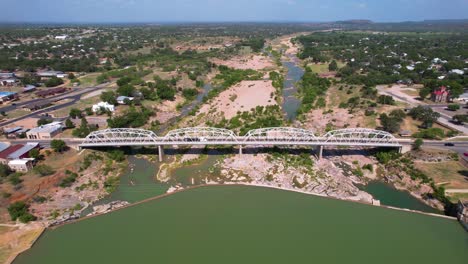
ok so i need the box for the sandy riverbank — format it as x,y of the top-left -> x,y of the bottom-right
199,80 -> 276,120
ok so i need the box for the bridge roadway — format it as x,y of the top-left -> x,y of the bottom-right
8,125 -> 468,161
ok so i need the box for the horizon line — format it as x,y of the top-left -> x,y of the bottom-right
0,18 -> 468,25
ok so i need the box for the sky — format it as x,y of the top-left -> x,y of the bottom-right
1,0 -> 468,23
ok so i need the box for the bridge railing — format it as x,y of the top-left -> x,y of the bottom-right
81,127 -> 402,147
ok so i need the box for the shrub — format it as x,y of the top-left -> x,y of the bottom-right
33,165 -> 55,177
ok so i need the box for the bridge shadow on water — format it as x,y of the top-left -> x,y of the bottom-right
85,146 -> 390,158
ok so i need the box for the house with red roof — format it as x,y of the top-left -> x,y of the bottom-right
432,86 -> 450,103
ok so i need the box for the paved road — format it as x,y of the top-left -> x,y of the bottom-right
377,86 -> 468,134
0,83 -> 110,127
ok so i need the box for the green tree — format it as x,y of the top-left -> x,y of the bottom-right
328,60 -> 338,71
0,164 -> 12,178
447,104 -> 460,111
419,87 -> 431,100
412,138 -> 423,150
37,118 -> 53,126
50,139 -> 67,153
100,91 -> 117,105
7,202 -> 36,223
33,165 -> 55,177
69,108 -> 82,119
117,84 -> 135,97
44,77 -> 64,87
29,148 -> 41,159
453,114 -> 468,124
408,106 -> 440,128
68,72 -> 75,79
65,118 -> 75,129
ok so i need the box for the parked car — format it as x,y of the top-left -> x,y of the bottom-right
444,143 -> 455,147
463,152 -> 468,157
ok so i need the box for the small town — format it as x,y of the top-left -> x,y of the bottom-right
0,1 -> 467,264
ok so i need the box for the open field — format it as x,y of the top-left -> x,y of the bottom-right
414,161 -> 468,189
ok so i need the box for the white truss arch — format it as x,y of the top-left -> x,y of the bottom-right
243,127 -> 319,143
324,128 -> 398,145
163,127 -> 238,143
82,128 -> 158,146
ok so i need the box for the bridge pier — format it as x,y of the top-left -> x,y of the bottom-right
158,145 -> 164,162
318,145 -> 323,160
239,145 -> 243,155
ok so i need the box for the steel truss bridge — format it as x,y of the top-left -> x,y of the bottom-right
80,127 -> 404,160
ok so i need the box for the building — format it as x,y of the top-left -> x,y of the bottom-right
92,102 -> 115,113
26,122 -> 63,140
36,70 -> 65,79
0,72 -> 18,86
450,69 -> 465,75
0,143 -> 38,165
23,100 -> 52,111
457,200 -> 468,231
117,96 -> 134,105
0,91 -> 19,103
54,35 -> 69,40
23,85 -> 37,93
8,159 -> 34,172
432,86 -> 450,103
35,87 -> 67,97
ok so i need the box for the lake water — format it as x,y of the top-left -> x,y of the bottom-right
360,181 -> 441,214
14,186 -> 468,264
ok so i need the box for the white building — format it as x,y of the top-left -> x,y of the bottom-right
8,159 -> 34,172
92,102 -> 115,113
450,69 -> 465,75
55,35 -> 69,40
116,96 -> 134,105
26,122 -> 63,140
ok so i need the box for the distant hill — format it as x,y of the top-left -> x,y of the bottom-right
336,20 -> 373,25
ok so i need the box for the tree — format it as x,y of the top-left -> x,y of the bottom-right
100,91 -> 117,105
37,118 -> 53,126
453,114 -> 468,125
380,113 -> 402,133
50,139 -> 67,153
408,106 -> 440,128
412,138 -> 423,150
0,164 -> 12,178
69,108 -> 82,119
447,104 -> 460,111
7,202 -> 36,223
68,72 -> 75,79
117,84 -> 135,97
328,60 -> 338,71
29,148 -> 41,159
33,164 -> 55,177
419,87 -> 431,100
44,77 -> 64,87
65,118 -> 75,129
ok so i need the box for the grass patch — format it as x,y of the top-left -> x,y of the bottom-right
414,161 -> 468,189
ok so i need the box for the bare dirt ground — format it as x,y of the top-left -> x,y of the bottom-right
0,223 -> 45,264
199,80 -> 276,120
211,55 -> 275,70
3,118 -> 39,130
145,95 -> 185,124
302,108 -> 360,134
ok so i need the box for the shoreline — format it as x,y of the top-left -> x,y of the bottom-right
50,183 -> 457,230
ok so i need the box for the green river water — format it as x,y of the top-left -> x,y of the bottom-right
14,185 -> 468,264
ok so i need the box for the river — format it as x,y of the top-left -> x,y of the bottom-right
281,55 -> 304,120
14,186 -> 468,264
